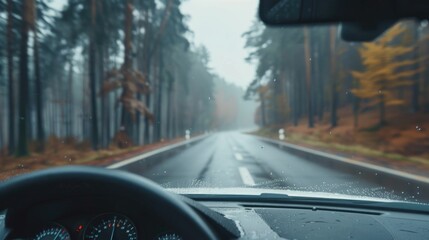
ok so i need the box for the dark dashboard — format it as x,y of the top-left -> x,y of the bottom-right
1,167 -> 429,240
4,196 -> 429,240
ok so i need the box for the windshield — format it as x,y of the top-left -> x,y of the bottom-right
0,0 -> 428,204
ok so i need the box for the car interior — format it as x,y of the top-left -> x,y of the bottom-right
1,0 -> 429,240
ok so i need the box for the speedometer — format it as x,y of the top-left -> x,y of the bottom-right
84,213 -> 137,240
33,223 -> 71,240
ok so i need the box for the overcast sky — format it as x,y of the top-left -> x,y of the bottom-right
182,0 -> 259,89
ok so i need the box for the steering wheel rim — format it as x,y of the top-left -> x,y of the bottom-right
0,166 -> 217,240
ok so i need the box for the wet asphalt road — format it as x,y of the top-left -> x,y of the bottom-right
118,132 -> 418,200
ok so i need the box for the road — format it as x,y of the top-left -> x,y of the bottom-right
117,132 -> 424,201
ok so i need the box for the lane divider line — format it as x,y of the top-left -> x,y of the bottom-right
107,135 -> 209,169
234,153 -> 243,161
238,167 -> 255,186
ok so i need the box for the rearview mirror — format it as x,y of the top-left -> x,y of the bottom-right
259,0 -> 429,41
259,0 -> 429,25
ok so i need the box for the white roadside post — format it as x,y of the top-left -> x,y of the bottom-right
185,130 -> 191,140
279,128 -> 285,140
278,128 -> 285,148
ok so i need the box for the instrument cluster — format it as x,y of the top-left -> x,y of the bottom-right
10,212 -> 182,240
22,213 -> 182,240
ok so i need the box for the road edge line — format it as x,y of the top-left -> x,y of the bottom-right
107,135 -> 209,169
256,136 -> 429,185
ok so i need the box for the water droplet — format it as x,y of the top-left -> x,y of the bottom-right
312,207 -> 317,211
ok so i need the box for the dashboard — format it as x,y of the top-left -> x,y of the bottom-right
2,167 -> 429,240
5,197 -> 183,240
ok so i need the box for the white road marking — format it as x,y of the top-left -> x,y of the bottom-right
234,153 -> 243,161
238,167 -> 255,186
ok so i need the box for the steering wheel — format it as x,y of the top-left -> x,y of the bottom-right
0,166 -> 217,240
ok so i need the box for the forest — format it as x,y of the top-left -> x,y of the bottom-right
244,20 -> 429,160
0,0 -> 254,159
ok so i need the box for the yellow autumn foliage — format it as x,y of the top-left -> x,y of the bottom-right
352,23 -> 420,107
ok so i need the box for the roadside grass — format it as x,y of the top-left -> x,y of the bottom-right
0,137 -> 184,181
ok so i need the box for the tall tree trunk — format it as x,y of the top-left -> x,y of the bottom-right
89,0 -> 99,150
103,46 -> 110,146
310,30 -> 318,123
352,79 -> 360,129
68,59 -> 74,138
155,49 -> 164,141
304,27 -> 314,128
119,0 -> 134,142
34,27 -> 45,152
292,76 -> 299,126
412,25 -> 420,112
330,26 -> 338,128
17,0 -> 32,156
0,102 -> 3,153
99,44 -> 107,147
260,92 -> 266,127
6,0 -> 15,155
144,79 -> 151,143
166,76 -> 173,139
421,30 -> 429,113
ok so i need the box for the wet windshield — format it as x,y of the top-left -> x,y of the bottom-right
0,0 -> 428,204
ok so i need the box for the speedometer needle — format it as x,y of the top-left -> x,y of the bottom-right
110,217 -> 116,240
